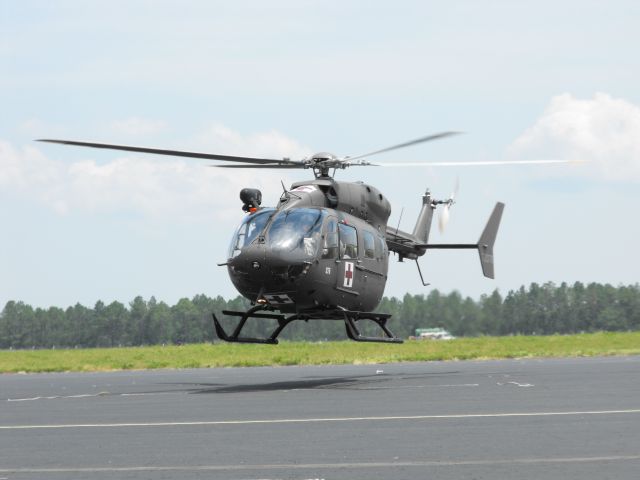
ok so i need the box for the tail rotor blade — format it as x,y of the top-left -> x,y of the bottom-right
439,177 -> 459,234
451,176 -> 460,201
439,205 -> 450,234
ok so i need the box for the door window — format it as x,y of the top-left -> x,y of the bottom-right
338,223 -> 358,259
363,230 -> 375,259
322,217 -> 339,259
375,235 -> 386,260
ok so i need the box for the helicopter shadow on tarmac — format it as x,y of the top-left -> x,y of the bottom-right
178,370 -> 464,395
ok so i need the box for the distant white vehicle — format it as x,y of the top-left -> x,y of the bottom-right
413,328 -> 456,340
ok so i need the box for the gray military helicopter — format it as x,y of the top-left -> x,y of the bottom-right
38,132 -> 554,344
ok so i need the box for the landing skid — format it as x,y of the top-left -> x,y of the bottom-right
212,305 -> 295,345
212,306 -> 403,344
341,310 -> 403,344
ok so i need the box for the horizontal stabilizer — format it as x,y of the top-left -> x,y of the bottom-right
421,202 -> 504,278
385,200 -> 504,278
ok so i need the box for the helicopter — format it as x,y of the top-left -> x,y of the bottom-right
38,132 -> 565,344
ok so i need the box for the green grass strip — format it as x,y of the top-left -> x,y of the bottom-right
1,331 -> 640,373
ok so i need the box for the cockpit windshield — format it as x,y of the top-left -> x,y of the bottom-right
228,208 -> 275,258
267,208 -> 324,260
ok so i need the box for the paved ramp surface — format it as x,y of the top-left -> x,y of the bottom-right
1,356 -> 640,479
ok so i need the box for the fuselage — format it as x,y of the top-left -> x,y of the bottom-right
226,179 -> 392,314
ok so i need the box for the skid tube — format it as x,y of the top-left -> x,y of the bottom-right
212,306 -> 403,344
341,309 -> 404,344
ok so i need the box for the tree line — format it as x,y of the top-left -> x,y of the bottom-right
1,282 -> 639,349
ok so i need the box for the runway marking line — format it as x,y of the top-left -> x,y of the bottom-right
5,384 -> 478,402
1,408 -> 640,430
6,391 -> 173,402
1,455 -> 640,474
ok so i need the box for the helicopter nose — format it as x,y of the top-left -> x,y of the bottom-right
229,243 -> 267,274
228,244 -> 312,284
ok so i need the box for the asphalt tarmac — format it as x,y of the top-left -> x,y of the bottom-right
1,356 -> 640,479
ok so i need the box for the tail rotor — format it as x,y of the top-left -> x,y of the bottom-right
438,177 -> 459,233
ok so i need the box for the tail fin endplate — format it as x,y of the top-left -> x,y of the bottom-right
477,202 -> 504,279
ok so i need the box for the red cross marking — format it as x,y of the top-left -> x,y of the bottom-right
345,264 -> 353,279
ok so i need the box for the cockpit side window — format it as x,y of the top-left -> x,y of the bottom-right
322,217 -> 339,259
338,223 -> 358,259
228,208 -> 274,258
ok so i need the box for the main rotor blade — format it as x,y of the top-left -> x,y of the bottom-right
211,164 -> 305,169
37,139 -> 296,165
373,159 -> 581,167
346,131 -> 462,162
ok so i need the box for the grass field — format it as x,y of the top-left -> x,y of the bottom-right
1,331 -> 639,373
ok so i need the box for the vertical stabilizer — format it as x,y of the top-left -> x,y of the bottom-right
412,190 -> 435,243
477,202 -> 505,278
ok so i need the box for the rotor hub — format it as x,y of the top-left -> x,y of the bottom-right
310,152 -> 337,162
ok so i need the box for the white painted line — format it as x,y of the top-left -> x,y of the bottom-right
497,381 -> 535,387
2,455 -> 640,474
2,408 -> 640,430
355,383 -> 480,390
6,391 -> 176,402
7,393 -> 108,402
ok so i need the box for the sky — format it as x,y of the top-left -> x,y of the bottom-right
1,1 -> 639,309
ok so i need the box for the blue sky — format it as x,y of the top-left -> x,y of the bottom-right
1,1 -> 639,308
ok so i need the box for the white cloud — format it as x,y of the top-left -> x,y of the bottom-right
110,117 -> 168,136
0,125 -> 310,219
194,123 -> 312,160
18,118 -> 68,137
0,142 -> 62,190
509,93 -> 640,181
